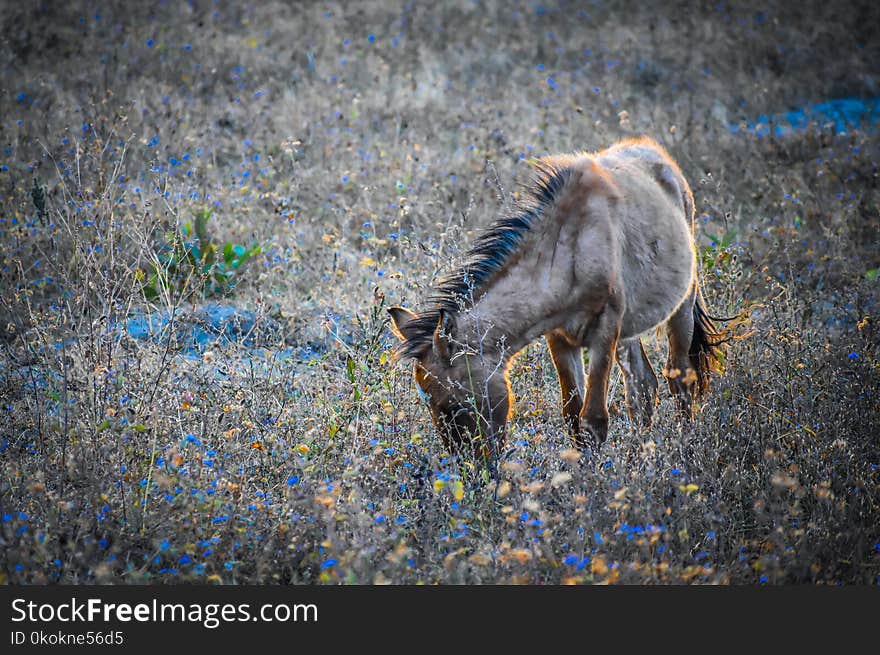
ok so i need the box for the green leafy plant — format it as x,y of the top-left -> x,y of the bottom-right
701,229 -> 738,271
140,206 -> 262,301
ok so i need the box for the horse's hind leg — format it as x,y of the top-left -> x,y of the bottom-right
580,304 -> 622,446
616,337 -> 659,427
664,288 -> 697,418
546,332 -> 585,443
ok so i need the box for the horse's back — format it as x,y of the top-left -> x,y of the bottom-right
588,138 -> 696,338
595,137 -> 689,201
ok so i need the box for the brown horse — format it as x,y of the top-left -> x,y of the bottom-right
389,136 -> 726,459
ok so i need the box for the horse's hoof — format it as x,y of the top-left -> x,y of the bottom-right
573,429 -> 606,451
580,415 -> 608,445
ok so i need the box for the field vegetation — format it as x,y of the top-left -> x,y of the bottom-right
1,0 -> 878,584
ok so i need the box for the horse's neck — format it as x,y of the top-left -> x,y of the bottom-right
460,252 -> 566,361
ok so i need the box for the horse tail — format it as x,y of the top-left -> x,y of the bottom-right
690,285 -> 730,396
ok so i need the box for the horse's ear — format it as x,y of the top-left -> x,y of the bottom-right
433,309 -> 454,362
388,306 -> 417,342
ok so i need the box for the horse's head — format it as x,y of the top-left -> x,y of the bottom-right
388,306 -> 511,460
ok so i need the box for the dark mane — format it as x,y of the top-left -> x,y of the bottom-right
398,160 -> 573,358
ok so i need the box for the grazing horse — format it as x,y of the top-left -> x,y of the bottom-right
389,136 -> 726,459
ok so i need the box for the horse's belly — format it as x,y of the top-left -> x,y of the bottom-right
621,295 -> 686,339
619,238 -> 694,339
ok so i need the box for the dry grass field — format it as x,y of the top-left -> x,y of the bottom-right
1,0 -> 878,584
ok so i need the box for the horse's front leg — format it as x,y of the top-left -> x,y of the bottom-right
546,332 -> 585,442
580,304 -> 622,447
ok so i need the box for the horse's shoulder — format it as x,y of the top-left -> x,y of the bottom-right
535,153 -> 619,211
557,159 -> 618,222
570,154 -> 619,196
